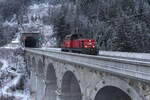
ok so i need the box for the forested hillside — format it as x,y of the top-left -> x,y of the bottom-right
1,0 -> 150,53
0,0 -> 30,46
52,0 -> 150,52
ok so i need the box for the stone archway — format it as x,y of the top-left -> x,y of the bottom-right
60,71 -> 82,100
94,86 -> 131,100
91,76 -> 143,100
45,63 -> 57,100
36,59 -> 45,100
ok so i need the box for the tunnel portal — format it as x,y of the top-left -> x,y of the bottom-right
21,33 -> 41,48
25,37 -> 37,48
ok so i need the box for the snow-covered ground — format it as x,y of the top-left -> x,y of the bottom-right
42,47 -> 61,51
0,48 -> 30,100
20,3 -> 60,47
0,3 -> 59,99
0,1 -> 65,100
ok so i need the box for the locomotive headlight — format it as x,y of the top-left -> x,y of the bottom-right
87,42 -> 92,45
85,45 -> 88,48
89,40 -> 92,42
93,46 -> 95,48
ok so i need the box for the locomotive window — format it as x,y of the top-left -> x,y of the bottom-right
71,34 -> 78,40
64,34 -> 82,40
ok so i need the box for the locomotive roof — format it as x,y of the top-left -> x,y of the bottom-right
66,33 -> 82,37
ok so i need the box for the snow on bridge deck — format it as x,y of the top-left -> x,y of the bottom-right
99,51 -> 150,61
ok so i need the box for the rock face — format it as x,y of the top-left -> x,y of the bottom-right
0,23 -> 18,47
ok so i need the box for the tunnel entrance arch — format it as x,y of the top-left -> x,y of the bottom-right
61,71 -> 82,100
21,32 -> 41,48
94,86 -> 131,100
25,37 -> 37,48
45,64 -> 57,100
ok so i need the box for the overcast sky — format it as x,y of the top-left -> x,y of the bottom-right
0,0 -> 5,2
0,0 -> 4,2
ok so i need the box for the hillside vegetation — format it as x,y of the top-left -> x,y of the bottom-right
0,0 -> 150,53
52,0 -> 150,52
0,0 -> 30,46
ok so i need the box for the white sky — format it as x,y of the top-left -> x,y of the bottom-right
0,0 -> 5,2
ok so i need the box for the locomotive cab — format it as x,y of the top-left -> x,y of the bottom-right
64,34 -> 82,41
61,34 -> 98,55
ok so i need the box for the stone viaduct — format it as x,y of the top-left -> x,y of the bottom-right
25,48 -> 150,100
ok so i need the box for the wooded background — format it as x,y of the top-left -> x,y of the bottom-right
0,0 -> 150,53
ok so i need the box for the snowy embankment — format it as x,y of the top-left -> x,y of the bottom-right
22,3 -> 61,47
0,2 -> 61,100
0,48 -> 30,100
42,47 -> 61,51
99,51 -> 150,60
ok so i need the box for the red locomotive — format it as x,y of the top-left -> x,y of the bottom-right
61,34 -> 98,55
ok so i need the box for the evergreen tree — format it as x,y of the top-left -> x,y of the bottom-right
53,14 -> 70,46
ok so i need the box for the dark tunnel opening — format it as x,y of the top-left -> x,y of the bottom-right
25,37 -> 37,48
94,86 -> 131,100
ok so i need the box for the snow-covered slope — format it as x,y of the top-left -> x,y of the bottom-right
19,3 -> 62,47
3,3 -> 62,48
0,48 -> 30,100
0,3 -> 62,99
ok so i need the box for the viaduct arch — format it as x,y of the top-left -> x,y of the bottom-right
61,71 -> 82,100
26,54 -> 149,100
45,63 -> 57,100
94,86 -> 131,100
91,76 -> 143,100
